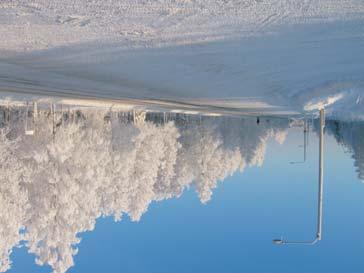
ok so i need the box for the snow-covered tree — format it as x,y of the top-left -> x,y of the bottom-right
325,120 -> 364,182
0,106 -> 290,273
0,129 -> 29,272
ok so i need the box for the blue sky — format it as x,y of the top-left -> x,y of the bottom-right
9,128 -> 364,273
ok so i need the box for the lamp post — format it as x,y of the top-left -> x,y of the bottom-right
273,109 -> 325,246
25,101 -> 36,136
290,118 -> 308,164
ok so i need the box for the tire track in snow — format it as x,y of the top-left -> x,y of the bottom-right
1,1 -> 364,52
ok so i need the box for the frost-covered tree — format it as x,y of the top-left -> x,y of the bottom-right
325,120 -> 364,182
0,129 -> 29,272
173,121 -> 245,203
0,106 -> 290,273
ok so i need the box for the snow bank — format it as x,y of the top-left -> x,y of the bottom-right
304,93 -> 345,111
298,87 -> 364,121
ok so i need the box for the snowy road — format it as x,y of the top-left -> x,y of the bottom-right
1,0 -> 364,52
0,1 -> 364,119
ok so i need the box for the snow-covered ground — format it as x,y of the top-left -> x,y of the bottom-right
0,1 -> 364,119
1,0 -> 364,52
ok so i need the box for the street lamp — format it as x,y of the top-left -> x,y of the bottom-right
290,118 -> 308,164
273,109 -> 325,246
272,238 -> 319,245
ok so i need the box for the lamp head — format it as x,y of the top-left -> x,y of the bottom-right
272,239 -> 284,245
